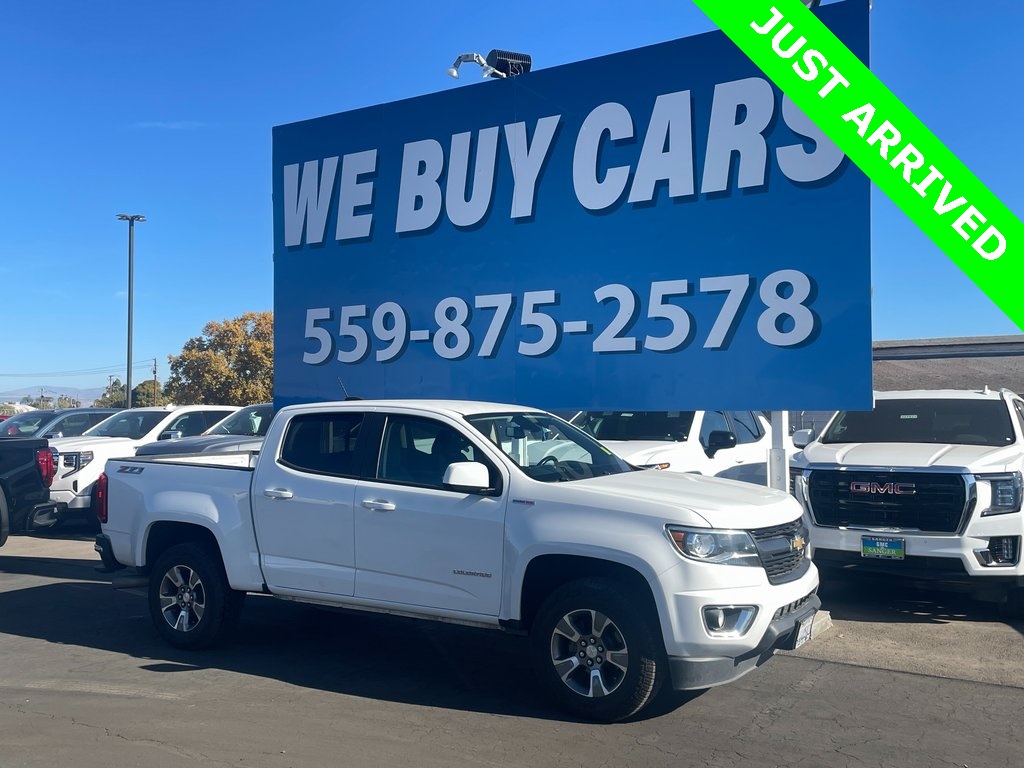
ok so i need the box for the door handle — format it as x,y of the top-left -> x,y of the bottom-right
263,487 -> 294,500
361,499 -> 396,511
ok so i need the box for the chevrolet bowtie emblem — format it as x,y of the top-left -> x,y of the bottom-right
791,535 -> 806,551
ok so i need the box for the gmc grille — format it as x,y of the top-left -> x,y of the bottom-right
807,470 -> 969,533
749,519 -> 809,585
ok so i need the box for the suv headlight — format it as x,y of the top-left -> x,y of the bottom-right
666,525 -> 760,566
978,471 -> 1022,516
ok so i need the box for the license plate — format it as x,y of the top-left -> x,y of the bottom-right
861,535 -> 905,560
794,613 -> 815,649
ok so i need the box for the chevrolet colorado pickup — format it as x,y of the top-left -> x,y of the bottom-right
0,437 -> 56,545
96,399 -> 820,721
791,388 -> 1024,614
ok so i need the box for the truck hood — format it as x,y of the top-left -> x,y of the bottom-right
528,469 -> 801,530
796,441 -> 1024,472
136,435 -> 264,456
48,435 -> 139,453
599,440 -> 682,464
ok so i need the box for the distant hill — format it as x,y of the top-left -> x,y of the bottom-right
0,385 -> 106,407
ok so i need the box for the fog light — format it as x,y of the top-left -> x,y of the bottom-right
973,536 -> 1021,567
989,536 -> 1020,565
706,607 -> 725,631
702,605 -> 758,637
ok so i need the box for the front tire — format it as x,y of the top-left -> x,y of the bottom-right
529,578 -> 665,722
1000,586 -> 1024,620
148,542 -> 245,649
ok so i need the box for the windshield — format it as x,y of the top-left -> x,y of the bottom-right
822,399 -> 1015,447
85,411 -> 168,440
206,404 -> 275,436
465,412 -> 632,483
571,411 -> 696,442
1,410 -> 56,436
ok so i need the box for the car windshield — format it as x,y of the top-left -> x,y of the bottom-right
206,404 -> 275,436
570,411 -> 696,442
1,410 -> 56,436
465,412 -> 633,483
85,411 -> 168,440
822,399 -> 1016,447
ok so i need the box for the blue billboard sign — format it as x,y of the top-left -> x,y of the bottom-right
272,0 -> 870,410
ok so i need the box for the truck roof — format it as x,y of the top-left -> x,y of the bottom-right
279,399 -> 548,418
874,388 -> 1018,401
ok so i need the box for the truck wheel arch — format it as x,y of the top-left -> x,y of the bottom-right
518,554 -> 661,634
144,521 -> 222,571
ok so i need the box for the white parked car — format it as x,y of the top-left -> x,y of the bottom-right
790,388 -> 1024,614
48,404 -> 238,527
571,410 -> 774,485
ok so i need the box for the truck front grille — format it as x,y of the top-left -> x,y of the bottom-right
807,470 -> 969,533
749,519 -> 809,585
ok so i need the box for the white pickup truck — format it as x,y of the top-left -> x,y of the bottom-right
48,404 -> 238,527
95,399 -> 820,721
790,388 -> 1024,614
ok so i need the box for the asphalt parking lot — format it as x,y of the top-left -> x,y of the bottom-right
1,529 -> 1021,768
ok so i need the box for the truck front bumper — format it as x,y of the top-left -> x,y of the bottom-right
809,523 -> 1024,585
668,593 -> 821,690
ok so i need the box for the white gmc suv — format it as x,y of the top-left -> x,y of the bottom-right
790,388 -> 1024,614
48,404 -> 237,526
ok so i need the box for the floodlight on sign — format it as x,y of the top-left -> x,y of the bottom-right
484,49 -> 532,78
447,49 -> 532,79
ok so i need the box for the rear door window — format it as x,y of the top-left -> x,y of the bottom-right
279,412 -> 365,477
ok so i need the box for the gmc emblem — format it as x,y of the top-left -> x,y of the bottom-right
849,481 -> 916,495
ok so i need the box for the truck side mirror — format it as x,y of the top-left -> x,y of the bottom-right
159,430 -> 184,441
792,428 -> 816,449
443,461 -> 495,494
705,430 -> 737,458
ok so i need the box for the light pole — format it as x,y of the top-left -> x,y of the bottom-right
116,214 -> 145,408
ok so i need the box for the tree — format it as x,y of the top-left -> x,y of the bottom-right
165,312 -> 273,405
132,379 -> 166,407
94,378 -> 127,408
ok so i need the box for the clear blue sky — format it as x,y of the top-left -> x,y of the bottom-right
1,0 -> 1021,396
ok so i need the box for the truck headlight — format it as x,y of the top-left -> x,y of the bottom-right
978,472 -> 1022,516
62,451 -> 93,473
666,526 -> 760,566
788,466 -> 807,497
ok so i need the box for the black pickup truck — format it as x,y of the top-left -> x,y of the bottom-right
0,437 -> 57,547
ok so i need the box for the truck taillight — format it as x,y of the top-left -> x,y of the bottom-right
95,472 -> 108,524
36,447 -> 55,487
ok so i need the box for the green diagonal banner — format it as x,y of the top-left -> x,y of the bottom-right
693,0 -> 1023,331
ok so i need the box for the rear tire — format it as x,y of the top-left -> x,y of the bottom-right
148,542 -> 245,649
0,490 -> 9,546
529,578 -> 666,722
